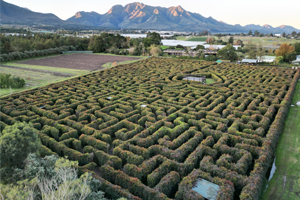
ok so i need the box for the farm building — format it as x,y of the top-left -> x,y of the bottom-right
241,59 -> 258,65
292,55 -> 300,65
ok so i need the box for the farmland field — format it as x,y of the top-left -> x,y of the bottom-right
18,53 -> 142,71
0,57 -> 299,199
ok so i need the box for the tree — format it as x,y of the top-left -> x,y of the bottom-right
282,32 -> 286,38
275,43 -> 295,60
248,30 -> 252,36
206,37 -> 215,44
257,49 -> 265,62
292,31 -> 297,37
195,45 -> 205,50
143,32 -> 162,48
149,45 -> 162,57
286,52 -> 297,62
268,48 -> 274,55
234,40 -> 244,47
275,56 -> 283,64
217,44 -> 238,61
0,122 -> 41,183
176,44 -> 185,49
294,42 -> 300,54
228,36 -> 234,44
254,31 -> 260,37
205,55 -> 217,61
244,41 -> 257,59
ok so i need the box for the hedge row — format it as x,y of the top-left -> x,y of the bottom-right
0,46 -> 75,62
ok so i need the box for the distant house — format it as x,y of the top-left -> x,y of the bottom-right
257,56 -> 276,63
275,34 -> 281,37
292,55 -> 300,65
241,59 -> 258,65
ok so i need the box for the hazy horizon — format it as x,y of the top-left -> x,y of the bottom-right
3,0 -> 300,29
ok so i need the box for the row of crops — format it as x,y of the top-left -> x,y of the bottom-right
1,57 -> 299,199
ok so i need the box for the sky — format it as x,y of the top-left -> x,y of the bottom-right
4,0 -> 300,29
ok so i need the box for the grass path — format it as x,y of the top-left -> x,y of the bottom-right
261,81 -> 300,200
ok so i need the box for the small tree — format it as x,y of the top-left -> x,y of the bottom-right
206,37 -> 215,44
195,45 -> 205,50
282,32 -> 286,38
228,36 -> 234,44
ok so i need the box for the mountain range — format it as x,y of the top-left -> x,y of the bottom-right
1,0 -> 299,33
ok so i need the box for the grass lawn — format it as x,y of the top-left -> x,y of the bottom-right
206,78 -> 216,84
261,81 -> 300,200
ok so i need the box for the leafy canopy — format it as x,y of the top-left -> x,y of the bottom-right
0,122 -> 41,170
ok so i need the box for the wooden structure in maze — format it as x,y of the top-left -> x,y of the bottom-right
1,57 -> 299,200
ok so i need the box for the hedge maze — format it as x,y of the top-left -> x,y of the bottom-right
1,57 -> 299,199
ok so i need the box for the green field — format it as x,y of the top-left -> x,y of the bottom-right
176,36 -> 208,41
261,82 -> 300,200
221,36 -> 299,46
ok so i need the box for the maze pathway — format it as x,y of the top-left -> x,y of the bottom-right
1,57 -> 299,200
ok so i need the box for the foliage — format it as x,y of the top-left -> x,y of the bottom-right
88,33 -> 128,53
144,32 -> 162,47
217,44 -> 238,61
228,36 -> 234,44
294,42 -> 300,54
0,33 -> 89,55
0,122 -> 41,182
195,45 -> 205,50
0,46 -> 74,62
275,43 -> 295,60
0,154 -> 108,200
0,73 -> 25,88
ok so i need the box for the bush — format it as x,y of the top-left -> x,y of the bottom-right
0,73 -> 25,88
